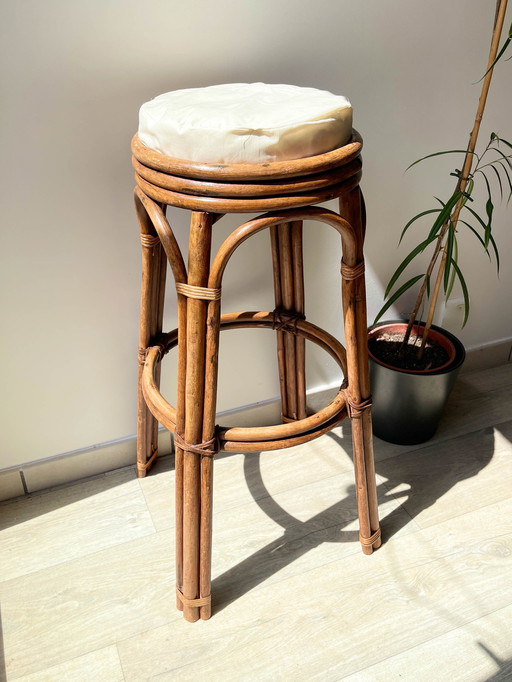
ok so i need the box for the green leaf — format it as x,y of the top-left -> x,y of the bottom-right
463,203 -> 487,231
384,233 -> 438,298
426,273 -> 431,298
476,23 -> 512,81
375,274 -> 425,324
427,191 -> 463,240
446,235 -> 458,299
399,208 -> 442,244
496,160 -> 512,203
449,259 -> 470,327
489,147 -> 512,170
406,150 -> 477,172
481,172 -> 494,247
489,163 -> 504,201
444,225 -> 455,293
458,218 -> 500,274
458,219 -> 490,257
496,136 -> 512,151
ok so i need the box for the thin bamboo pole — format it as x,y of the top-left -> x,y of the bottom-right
408,0 -> 509,351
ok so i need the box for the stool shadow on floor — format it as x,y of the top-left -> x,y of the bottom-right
211,449 -> 361,613
211,419 -> 497,614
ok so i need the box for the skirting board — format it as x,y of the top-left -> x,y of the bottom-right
1,339 -> 511,503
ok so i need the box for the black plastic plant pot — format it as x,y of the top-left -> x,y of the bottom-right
368,319 -> 466,445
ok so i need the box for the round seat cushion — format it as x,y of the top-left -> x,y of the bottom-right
138,83 -> 352,164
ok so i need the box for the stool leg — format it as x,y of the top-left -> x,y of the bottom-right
270,222 -> 307,422
136,202 -> 167,478
179,211 -> 215,622
340,188 -> 381,554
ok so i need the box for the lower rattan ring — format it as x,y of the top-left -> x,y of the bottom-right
141,312 -> 351,452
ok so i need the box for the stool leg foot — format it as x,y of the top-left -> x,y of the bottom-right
270,222 -> 307,422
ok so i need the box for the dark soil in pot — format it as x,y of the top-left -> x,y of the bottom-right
368,331 -> 450,372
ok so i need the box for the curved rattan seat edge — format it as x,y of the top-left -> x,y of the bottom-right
132,155 -> 362,199
131,130 -> 363,181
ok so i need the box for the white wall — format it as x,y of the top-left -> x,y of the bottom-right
1,0 -> 511,468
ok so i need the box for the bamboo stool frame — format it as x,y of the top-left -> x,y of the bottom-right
132,130 -> 381,622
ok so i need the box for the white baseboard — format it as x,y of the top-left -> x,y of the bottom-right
1,340 -> 510,502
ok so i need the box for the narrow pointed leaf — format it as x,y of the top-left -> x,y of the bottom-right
476,24 -> 512,81
406,150 -> 476,172
399,208 -> 442,243
443,225 -> 455,293
482,172 -> 494,247
489,163 -> 504,200
489,147 -> 512,169
496,136 -> 512,150
427,191 -> 463,240
450,259 -> 470,327
446,235 -> 458,299
375,274 -> 425,324
496,160 -> 512,203
384,234 -> 438,298
458,219 -> 490,257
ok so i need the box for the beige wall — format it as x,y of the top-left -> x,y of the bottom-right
1,0 -> 511,468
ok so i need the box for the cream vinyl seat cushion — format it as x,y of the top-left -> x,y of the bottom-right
138,83 -> 353,164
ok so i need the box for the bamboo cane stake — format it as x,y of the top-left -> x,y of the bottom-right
407,0 -> 509,352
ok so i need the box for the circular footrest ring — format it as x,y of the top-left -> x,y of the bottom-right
141,311 -> 349,453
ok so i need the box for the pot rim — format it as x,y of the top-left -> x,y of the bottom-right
368,320 -> 463,375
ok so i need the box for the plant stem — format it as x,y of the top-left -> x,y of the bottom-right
405,0 -> 509,355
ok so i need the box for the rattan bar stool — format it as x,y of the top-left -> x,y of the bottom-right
132,84 -> 381,622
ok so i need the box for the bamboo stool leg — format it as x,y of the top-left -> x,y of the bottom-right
340,188 -> 381,554
270,221 -> 307,422
177,211 -> 217,622
135,199 -> 167,478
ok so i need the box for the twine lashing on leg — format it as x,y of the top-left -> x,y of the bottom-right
342,387 -> 372,419
174,431 -> 219,458
359,527 -> 381,547
272,308 -> 305,333
176,586 -> 211,609
175,282 -> 221,301
137,446 -> 159,472
341,260 -> 365,280
140,233 -> 161,248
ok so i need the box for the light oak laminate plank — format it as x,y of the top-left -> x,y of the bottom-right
117,497 -> 512,681
340,602 -> 512,682
0,468 -> 156,582
0,531 -> 175,679
12,645 -> 125,682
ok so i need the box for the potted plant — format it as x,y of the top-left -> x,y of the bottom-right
369,0 -> 511,445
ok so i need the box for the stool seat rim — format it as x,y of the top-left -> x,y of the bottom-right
131,129 -> 362,181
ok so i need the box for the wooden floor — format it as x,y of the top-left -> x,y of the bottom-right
1,364 -> 511,681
